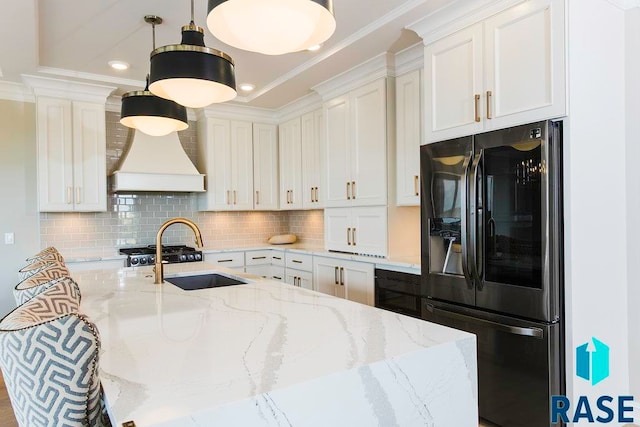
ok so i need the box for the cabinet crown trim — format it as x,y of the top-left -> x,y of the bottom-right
22,74 -> 115,103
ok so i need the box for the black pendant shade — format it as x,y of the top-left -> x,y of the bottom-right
120,89 -> 188,137
148,23 -> 237,108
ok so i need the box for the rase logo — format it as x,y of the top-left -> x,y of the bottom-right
551,337 -> 635,424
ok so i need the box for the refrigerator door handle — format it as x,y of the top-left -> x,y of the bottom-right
425,303 -> 544,339
460,154 -> 473,289
470,149 -> 484,288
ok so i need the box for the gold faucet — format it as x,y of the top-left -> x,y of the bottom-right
154,217 -> 204,284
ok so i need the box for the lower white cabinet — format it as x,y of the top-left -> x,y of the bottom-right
324,206 -> 387,257
285,252 -> 313,290
313,256 -> 375,306
285,269 -> 313,290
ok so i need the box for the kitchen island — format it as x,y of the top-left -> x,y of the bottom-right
74,263 -> 477,427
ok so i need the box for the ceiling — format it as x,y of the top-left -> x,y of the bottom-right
0,0 -> 453,110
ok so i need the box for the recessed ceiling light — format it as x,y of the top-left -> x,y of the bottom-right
109,60 -> 130,71
239,83 -> 255,92
307,44 -> 322,52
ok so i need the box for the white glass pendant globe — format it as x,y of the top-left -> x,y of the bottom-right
207,0 -> 336,55
149,78 -> 237,109
122,115 -> 188,137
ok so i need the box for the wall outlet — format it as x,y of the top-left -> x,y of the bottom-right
4,232 -> 14,245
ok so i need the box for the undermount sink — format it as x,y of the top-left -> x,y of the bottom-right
165,274 -> 247,291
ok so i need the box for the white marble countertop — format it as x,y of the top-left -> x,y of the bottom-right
75,263 -> 476,427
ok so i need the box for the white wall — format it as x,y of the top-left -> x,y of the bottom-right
0,99 -> 39,317
626,6 -> 640,400
565,0 -> 630,416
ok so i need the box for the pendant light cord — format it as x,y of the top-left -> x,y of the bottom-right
190,0 -> 195,26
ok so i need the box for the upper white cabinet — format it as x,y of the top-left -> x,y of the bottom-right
252,123 -> 279,210
301,109 -> 325,209
198,118 -> 253,210
279,117 -> 303,210
424,0 -> 566,143
324,206 -> 387,257
324,78 -> 387,207
396,69 -> 422,206
36,97 -> 107,212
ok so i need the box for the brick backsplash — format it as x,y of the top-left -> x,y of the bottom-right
39,112 -> 324,253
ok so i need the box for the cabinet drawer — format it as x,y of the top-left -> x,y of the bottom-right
205,251 -> 244,268
285,252 -> 313,272
270,251 -> 285,266
270,266 -> 286,281
245,250 -> 273,266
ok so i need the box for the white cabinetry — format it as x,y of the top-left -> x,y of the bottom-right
198,118 -> 253,210
36,97 -> 108,212
285,252 -> 313,290
204,251 -> 245,269
245,249 -> 284,280
396,69 -> 422,206
301,109 -> 324,209
423,0 -> 565,142
279,117 -> 303,210
313,256 -> 375,306
325,207 -> 387,257
324,79 -> 387,207
252,123 -> 279,210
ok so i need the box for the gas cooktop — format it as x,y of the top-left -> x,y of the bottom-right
120,245 -> 203,267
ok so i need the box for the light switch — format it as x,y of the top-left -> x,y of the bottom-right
4,232 -> 14,245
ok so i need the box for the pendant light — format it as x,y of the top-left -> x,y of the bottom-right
149,0 -> 236,108
206,0 -> 336,55
120,16 -> 188,137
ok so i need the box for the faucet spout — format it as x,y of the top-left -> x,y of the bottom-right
154,217 -> 204,284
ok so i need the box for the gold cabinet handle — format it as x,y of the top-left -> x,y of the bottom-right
314,187 -> 319,203
346,182 -> 351,200
226,190 -> 230,205
75,187 -> 81,204
486,90 -> 492,119
474,94 -> 481,122
347,227 -> 352,245
289,190 -> 293,204
255,190 -> 260,205
334,266 -> 339,285
310,187 -> 314,203
352,228 -> 356,246
66,187 -> 72,204
339,267 -> 344,286
414,175 -> 419,196
234,190 -> 237,205
351,181 -> 356,199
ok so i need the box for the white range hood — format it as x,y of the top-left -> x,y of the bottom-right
111,130 -> 205,192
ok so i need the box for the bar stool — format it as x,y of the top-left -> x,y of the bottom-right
0,280 -> 111,427
25,247 -> 59,263
14,275 -> 80,306
17,259 -> 68,282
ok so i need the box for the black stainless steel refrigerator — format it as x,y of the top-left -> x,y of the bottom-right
420,120 -> 564,427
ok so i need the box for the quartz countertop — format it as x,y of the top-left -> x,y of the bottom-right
75,263 -> 476,427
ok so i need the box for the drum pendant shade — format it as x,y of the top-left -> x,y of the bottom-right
149,24 -> 236,108
206,0 -> 336,55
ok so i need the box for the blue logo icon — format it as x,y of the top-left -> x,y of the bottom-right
576,337 -> 610,385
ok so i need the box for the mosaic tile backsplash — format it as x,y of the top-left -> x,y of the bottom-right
39,112 -> 324,253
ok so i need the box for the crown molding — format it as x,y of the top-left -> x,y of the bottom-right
407,0 -> 522,45
38,66 -> 144,89
313,52 -> 394,100
198,102 -> 278,124
276,92 -> 323,123
0,80 -> 35,103
394,42 -> 424,76
22,74 -> 115,103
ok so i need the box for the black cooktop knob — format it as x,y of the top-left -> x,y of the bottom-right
130,258 -> 139,265
139,257 -> 147,265
187,254 -> 195,261
194,253 -> 202,261
179,254 -> 187,262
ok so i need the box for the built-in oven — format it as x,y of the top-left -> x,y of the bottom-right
374,269 -> 421,318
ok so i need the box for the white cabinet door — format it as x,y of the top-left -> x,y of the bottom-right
350,206 -> 387,257
36,97 -> 106,212
350,79 -> 387,206
313,257 -> 344,297
483,0 -> 566,130
37,97 -> 74,211
230,121 -> 254,210
323,95 -> 350,208
252,123 -> 279,210
324,208 -> 351,254
301,109 -> 324,209
285,269 -> 313,290
245,264 -> 272,278
279,117 -> 303,210
396,69 -> 422,206
424,23 -> 484,143
342,259 -> 374,306
198,118 -> 232,210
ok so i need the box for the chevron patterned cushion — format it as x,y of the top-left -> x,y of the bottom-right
0,281 -> 111,427
22,252 -> 65,267
16,263 -> 70,287
13,275 -> 81,308
25,247 -> 60,262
